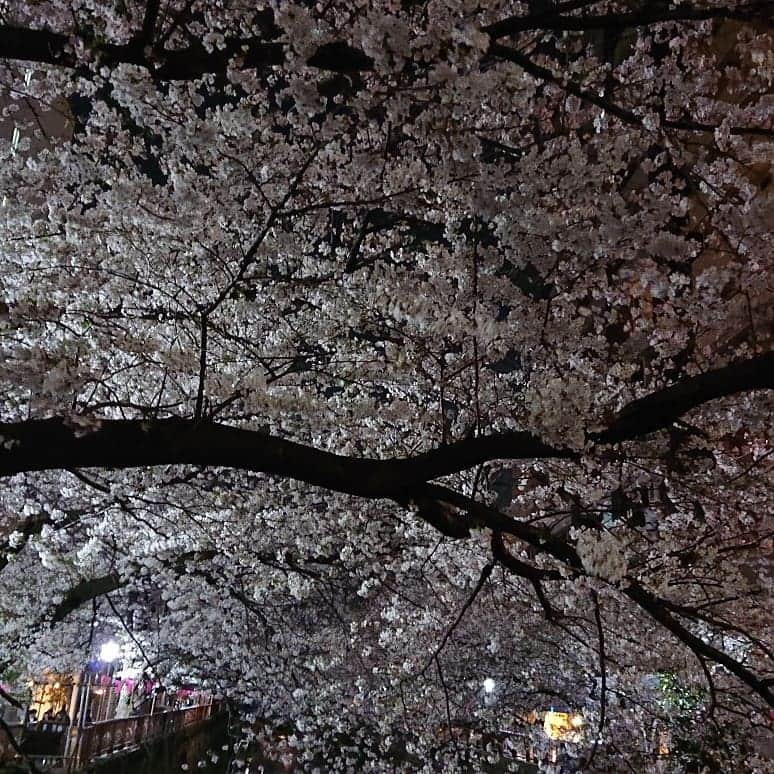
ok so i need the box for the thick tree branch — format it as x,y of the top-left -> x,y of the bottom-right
0,25 -> 368,79
0,354 -> 769,502
625,584 -> 773,706
140,0 -> 162,44
596,351 -> 774,444
491,531 -> 562,582
52,572 -> 121,623
2,3 -> 770,83
0,418 -> 570,497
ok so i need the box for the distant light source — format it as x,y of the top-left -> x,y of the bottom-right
100,640 -> 121,662
483,678 -> 495,694
544,711 -> 585,742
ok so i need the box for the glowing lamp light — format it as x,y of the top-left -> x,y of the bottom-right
483,678 -> 495,694
100,640 -> 121,662
543,711 -> 585,741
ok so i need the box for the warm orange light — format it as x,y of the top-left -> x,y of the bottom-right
543,711 -> 585,741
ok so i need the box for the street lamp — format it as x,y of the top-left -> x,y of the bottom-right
482,678 -> 497,707
99,640 -> 121,663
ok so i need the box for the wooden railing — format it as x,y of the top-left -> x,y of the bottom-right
75,703 -> 219,765
0,703 -> 222,769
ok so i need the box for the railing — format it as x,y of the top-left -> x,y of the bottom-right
0,703 -> 222,770
1,721 -> 69,768
75,703 -> 219,765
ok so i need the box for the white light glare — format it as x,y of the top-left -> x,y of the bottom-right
100,640 -> 121,662
483,678 -> 495,694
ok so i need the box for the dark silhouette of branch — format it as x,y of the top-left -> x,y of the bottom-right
0,417 -> 571,497
434,655 -> 457,754
597,351 -> 774,443
0,685 -> 23,710
489,43 -> 774,139
696,653 -> 718,720
491,532 -> 564,621
0,25 -> 366,79
490,531 -> 563,582
1,353 -> 769,535
484,3 -> 772,38
194,313 -> 208,420
624,584 -> 773,705
422,560 -> 494,675
586,591 -> 606,770
0,353 -> 769,534
140,0 -> 162,44
2,2 -> 770,84
104,593 -> 154,669
52,572 -> 121,623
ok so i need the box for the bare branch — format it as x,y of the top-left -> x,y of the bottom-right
586,591 -> 606,770
422,560 -> 494,675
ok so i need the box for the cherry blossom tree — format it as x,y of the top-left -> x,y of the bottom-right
1,1 -> 772,770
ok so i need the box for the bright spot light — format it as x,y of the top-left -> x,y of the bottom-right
100,640 -> 121,662
483,678 -> 495,694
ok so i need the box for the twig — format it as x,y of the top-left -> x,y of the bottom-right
194,312 -> 208,419
489,43 -> 774,139
422,561 -> 494,675
434,655 -> 457,755
104,593 -> 155,670
205,145 -> 320,315
586,591 -> 606,770
695,653 -> 717,721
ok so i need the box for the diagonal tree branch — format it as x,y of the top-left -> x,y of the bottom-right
624,584 -> 773,705
489,43 -> 774,139
596,350 -> 774,443
484,2 -> 773,39
52,572 -> 121,623
421,560 -> 494,675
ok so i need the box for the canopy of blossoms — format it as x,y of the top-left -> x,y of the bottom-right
0,1 -> 772,770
